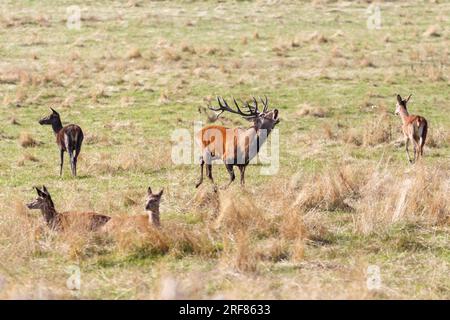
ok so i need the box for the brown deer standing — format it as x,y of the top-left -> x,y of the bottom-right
26,186 -> 110,231
101,186 -> 164,233
195,96 -> 280,188
39,108 -> 84,177
395,94 -> 428,164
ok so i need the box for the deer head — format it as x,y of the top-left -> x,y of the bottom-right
145,186 -> 163,211
39,108 -> 61,125
145,186 -> 163,227
209,96 -> 280,132
395,94 -> 412,115
27,186 -> 56,226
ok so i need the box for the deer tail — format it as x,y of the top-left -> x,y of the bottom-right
65,126 -> 82,159
421,120 -> 427,147
419,119 -> 428,155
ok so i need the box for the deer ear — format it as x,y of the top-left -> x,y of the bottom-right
396,94 -> 403,104
50,107 -> 59,115
148,186 -> 153,195
42,185 -> 49,195
157,189 -> 164,197
273,109 -> 279,119
35,186 -> 44,197
405,94 -> 412,103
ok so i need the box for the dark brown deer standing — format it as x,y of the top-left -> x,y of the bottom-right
26,186 -> 110,231
39,108 -> 84,177
195,96 -> 280,188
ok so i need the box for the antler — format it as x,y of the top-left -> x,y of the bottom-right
209,97 -> 260,119
260,95 -> 269,113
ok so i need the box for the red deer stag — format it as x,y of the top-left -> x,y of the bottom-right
39,108 -> 84,176
195,96 -> 280,188
101,186 -> 164,233
26,186 -> 110,231
395,94 -> 428,164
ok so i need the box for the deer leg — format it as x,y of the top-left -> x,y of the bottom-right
67,149 -> 75,176
59,150 -> 64,176
238,165 -> 246,185
405,137 -> 412,164
413,139 -> 421,162
206,164 -> 214,183
73,147 -> 81,177
70,153 -> 75,176
73,155 -> 78,176
195,156 -> 205,188
225,164 -> 235,188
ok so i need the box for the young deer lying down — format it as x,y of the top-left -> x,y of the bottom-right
101,186 -> 164,233
26,186 -> 110,231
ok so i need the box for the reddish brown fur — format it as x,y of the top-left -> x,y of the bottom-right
26,186 -> 110,232
195,97 -> 279,188
395,94 -> 428,163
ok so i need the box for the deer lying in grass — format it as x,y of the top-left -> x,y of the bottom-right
39,108 -> 84,177
101,187 -> 164,233
195,96 -> 280,188
26,186 -> 110,231
395,94 -> 428,164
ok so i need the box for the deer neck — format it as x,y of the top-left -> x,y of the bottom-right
148,208 -> 160,227
51,119 -> 63,135
398,107 -> 410,125
245,125 -> 271,161
40,203 -> 58,228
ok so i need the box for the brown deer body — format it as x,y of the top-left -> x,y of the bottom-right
195,96 -> 280,188
26,186 -> 110,232
101,187 -> 164,233
395,94 -> 428,163
39,108 -> 84,176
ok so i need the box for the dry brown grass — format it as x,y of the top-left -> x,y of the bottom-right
427,125 -> 449,148
338,112 -> 394,147
423,25 -> 441,37
297,103 -> 328,118
125,47 -> 142,59
162,48 -> 181,62
17,153 -> 39,166
355,164 -> 449,235
308,31 -> 328,44
294,165 -> 368,211
18,132 -> 38,148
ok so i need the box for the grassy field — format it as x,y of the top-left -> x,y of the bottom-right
0,0 -> 449,299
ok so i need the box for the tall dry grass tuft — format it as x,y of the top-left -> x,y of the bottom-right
355,164 -> 449,234
233,231 -> 257,272
427,125 -> 449,148
361,113 -> 393,146
111,220 -> 217,259
0,200 -> 40,266
125,47 -> 142,59
19,132 -> 38,148
215,189 -> 269,235
294,165 -> 368,211
192,185 -> 220,217
340,113 -> 394,147
297,103 -> 328,118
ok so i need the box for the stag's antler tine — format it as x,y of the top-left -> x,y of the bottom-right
233,97 -> 245,114
251,96 -> 259,114
209,96 -> 260,119
259,96 -> 268,113
264,95 -> 269,113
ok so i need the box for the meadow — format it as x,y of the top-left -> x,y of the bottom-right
0,0 -> 448,299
